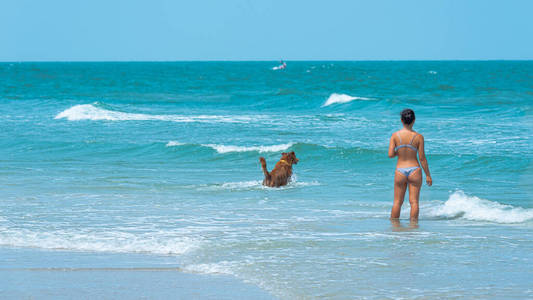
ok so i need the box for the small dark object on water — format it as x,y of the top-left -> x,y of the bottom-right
259,152 -> 299,187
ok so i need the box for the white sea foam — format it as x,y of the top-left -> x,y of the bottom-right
200,179 -> 320,191
220,180 -> 263,189
182,261 -> 274,297
428,70 -> 437,74
322,93 -> 373,107
182,261 -> 236,275
165,141 -> 294,153
204,143 -> 294,153
55,104 -> 252,123
166,141 -> 185,147
426,191 -> 533,223
0,229 -> 200,255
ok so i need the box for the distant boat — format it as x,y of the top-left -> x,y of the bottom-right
272,60 -> 287,70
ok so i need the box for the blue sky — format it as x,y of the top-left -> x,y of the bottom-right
2,0 -> 533,61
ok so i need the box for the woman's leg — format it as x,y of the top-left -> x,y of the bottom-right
391,171 -> 408,219
407,169 -> 423,221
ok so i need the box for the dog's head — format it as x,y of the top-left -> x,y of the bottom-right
282,151 -> 299,165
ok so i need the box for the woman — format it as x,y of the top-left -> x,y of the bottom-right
388,109 -> 432,221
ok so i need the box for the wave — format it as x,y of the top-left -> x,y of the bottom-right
55,104 -> 253,123
166,141 -> 185,147
322,93 -> 373,107
166,141 -> 294,153
164,142 -> 384,162
205,143 -> 294,154
426,191 -> 533,223
0,228 -> 200,255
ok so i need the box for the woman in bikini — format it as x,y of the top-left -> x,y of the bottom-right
388,109 -> 432,221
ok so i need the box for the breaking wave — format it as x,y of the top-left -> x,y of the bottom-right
426,191 -> 533,224
322,93 -> 373,107
55,104 -> 253,123
166,141 -> 294,153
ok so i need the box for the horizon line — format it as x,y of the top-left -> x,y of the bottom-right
1,59 -> 533,63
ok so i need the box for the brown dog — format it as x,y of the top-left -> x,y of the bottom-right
259,152 -> 299,187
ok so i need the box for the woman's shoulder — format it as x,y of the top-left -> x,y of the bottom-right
414,131 -> 424,139
391,129 -> 402,136
413,131 -> 424,144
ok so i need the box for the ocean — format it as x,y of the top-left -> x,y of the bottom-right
1,61 -> 532,299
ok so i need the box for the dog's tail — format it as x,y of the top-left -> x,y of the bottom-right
259,157 -> 271,180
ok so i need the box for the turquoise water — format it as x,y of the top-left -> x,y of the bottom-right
1,61 -> 532,299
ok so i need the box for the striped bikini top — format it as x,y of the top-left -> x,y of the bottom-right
394,132 -> 418,152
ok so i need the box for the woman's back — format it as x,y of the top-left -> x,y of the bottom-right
393,130 -> 420,167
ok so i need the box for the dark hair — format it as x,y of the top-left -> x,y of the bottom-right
400,109 -> 415,125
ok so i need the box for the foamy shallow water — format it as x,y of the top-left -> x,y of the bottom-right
1,61 -> 532,299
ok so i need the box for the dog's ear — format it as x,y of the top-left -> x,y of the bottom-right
281,152 -> 287,156
290,151 -> 295,155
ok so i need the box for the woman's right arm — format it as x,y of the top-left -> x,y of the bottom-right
388,134 -> 397,158
418,135 -> 432,186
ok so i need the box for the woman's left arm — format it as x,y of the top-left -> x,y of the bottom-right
418,135 -> 432,186
388,134 -> 396,158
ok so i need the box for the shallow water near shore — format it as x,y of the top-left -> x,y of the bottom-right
1,61 -> 532,299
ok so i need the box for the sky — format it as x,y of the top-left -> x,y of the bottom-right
2,0 -> 533,61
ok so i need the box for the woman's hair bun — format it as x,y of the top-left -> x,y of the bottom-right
401,108 -> 415,125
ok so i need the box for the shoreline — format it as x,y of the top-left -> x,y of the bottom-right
0,247 -> 275,300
